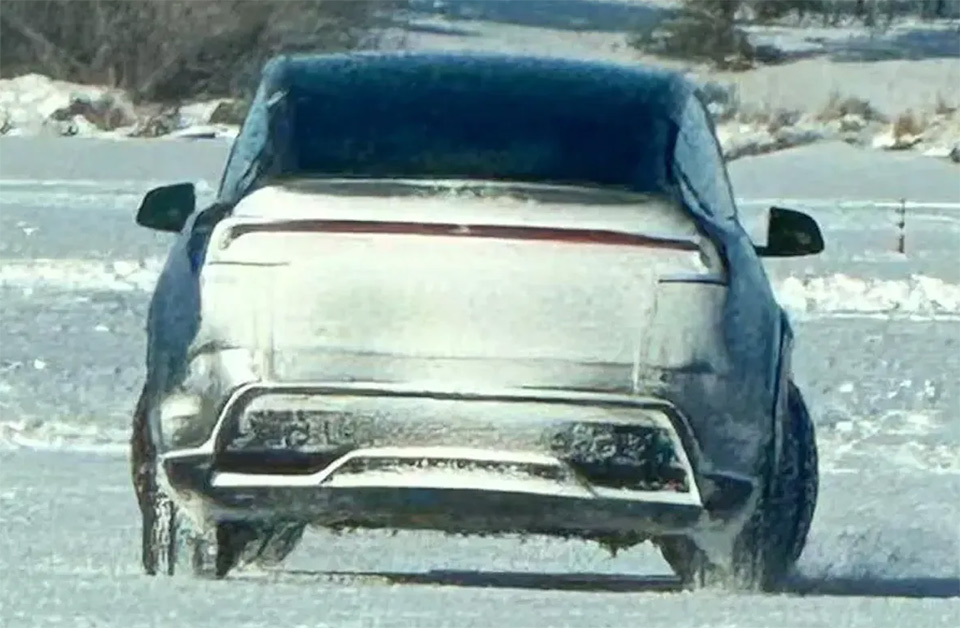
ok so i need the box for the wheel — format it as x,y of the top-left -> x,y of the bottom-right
139,471 -> 259,579
131,387 -> 178,576
251,523 -> 306,568
136,464 -> 299,578
189,522 -> 305,575
140,493 -> 264,579
786,381 -> 818,564
189,522 -> 261,579
141,485 -> 178,576
659,380 -> 819,591
133,390 -> 260,579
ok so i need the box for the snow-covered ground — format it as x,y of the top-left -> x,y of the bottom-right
399,2 -> 960,161
0,137 -> 958,626
1,0 -> 958,161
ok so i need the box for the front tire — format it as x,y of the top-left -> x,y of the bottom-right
188,522 -> 304,576
132,388 -> 305,578
132,386 -> 178,576
133,390 -> 254,579
142,486 -> 178,576
659,380 -> 819,591
251,523 -> 307,568
140,490 -> 257,579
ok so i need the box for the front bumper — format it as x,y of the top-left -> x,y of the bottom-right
159,383 -> 754,538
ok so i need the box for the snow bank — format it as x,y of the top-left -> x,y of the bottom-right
0,74 -> 136,137
776,274 -> 960,320
705,92 -> 960,162
2,258 -> 958,321
2,67 -> 957,160
0,74 -> 239,141
0,419 -> 128,455
715,117 -> 829,160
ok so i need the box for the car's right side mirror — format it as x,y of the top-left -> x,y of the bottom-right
136,182 -> 196,233
754,206 -> 824,257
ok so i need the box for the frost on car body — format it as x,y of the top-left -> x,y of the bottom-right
132,52 -> 823,589
196,183 -> 726,384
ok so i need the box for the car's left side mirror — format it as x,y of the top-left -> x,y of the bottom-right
136,183 -> 196,233
754,206 -> 824,257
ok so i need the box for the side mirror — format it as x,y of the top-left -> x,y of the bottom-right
755,206 -> 824,257
136,183 -> 196,233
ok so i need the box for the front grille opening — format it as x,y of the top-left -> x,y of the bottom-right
217,394 -> 694,492
565,460 -> 689,492
215,449 -> 349,475
550,423 -> 690,492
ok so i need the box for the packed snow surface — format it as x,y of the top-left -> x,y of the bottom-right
2,1 -> 958,161
1,109 -> 958,628
1,6 -> 958,625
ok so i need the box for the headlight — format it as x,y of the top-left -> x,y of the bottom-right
162,348 -> 261,450
158,393 -> 204,449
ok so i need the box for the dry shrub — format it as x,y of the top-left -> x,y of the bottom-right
750,0 -> 826,23
892,110 -> 924,140
817,90 -> 888,123
934,93 -> 958,116
629,0 -> 756,70
764,108 -> 801,133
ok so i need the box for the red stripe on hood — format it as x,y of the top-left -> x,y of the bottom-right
227,220 -> 699,251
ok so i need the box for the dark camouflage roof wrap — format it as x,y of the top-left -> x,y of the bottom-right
216,52 -> 738,222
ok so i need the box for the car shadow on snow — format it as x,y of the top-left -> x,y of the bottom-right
786,575 -> 960,599
279,569 -> 684,592
273,569 -> 958,598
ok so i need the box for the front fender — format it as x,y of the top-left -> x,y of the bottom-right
677,231 -> 782,479
771,308 -> 796,467
145,203 -> 232,393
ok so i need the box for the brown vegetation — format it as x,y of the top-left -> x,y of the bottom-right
817,90 -> 888,123
0,0 -> 407,103
629,0 -> 756,70
892,110 -> 924,141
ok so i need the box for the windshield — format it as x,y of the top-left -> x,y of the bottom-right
275,60 -> 678,198
289,93 -> 674,195
219,55 -> 739,226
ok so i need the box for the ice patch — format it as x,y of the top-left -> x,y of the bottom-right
164,124 -> 240,141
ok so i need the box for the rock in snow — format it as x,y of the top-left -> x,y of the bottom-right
0,74 -> 240,141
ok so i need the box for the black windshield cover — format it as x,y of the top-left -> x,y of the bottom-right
280,55 -> 679,195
